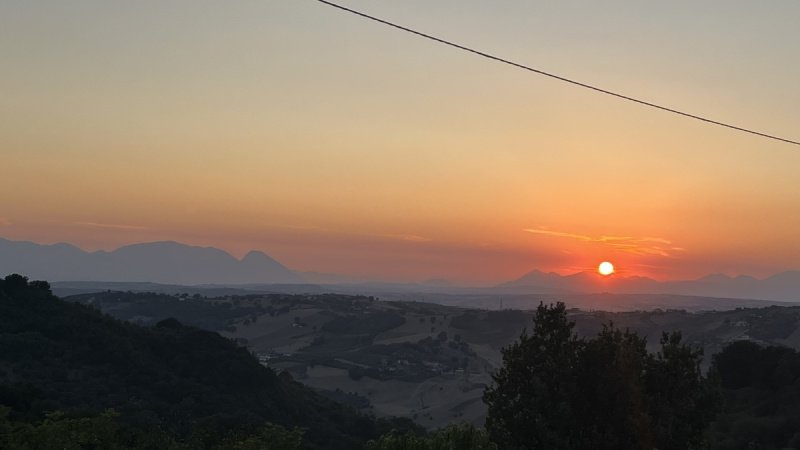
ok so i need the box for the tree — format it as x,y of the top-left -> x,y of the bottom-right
484,303 -> 719,450
645,332 -> 720,450
483,302 -> 582,449
707,341 -> 800,449
574,325 -> 652,450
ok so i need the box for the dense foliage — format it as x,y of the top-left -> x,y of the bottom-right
365,423 -> 496,450
708,340 -> 800,449
484,302 -> 720,450
0,274 -> 416,449
0,406 -> 304,450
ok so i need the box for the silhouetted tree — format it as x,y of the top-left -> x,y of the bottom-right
645,332 -> 720,450
484,302 -> 582,449
574,325 -> 652,450
707,340 -> 800,449
484,302 -> 719,450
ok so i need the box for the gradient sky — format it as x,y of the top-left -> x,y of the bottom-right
2,1 -> 799,283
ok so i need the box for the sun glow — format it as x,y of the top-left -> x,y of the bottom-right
598,261 -> 615,276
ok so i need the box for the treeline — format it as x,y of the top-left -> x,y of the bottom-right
3,274 -> 800,449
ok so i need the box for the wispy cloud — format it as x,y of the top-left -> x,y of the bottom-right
261,223 -> 432,243
382,234 -> 433,243
74,221 -> 151,231
524,227 -> 682,257
268,223 -> 325,231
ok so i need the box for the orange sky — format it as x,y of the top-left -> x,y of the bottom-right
2,1 -> 800,283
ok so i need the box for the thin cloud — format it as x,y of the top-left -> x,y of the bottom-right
263,224 -> 432,243
641,237 -> 673,245
524,227 -> 681,257
525,229 -> 596,241
269,223 -> 325,231
382,234 -> 433,243
74,221 -> 151,231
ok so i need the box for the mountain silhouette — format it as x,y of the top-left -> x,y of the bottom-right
0,238 -> 303,284
499,268 -> 800,302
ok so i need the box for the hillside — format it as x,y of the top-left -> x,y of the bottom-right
0,275 -> 415,449
65,289 -> 800,429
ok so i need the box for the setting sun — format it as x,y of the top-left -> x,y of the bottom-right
598,261 -> 615,276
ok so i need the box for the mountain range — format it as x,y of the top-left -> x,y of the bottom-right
498,269 -> 800,302
0,237 -> 302,284
2,237 -> 800,302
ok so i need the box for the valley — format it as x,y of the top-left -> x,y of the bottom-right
66,290 -> 800,429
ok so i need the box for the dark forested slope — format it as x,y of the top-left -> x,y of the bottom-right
0,274 -> 413,449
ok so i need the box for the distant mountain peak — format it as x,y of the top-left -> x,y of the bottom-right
734,274 -> 758,281
766,270 -> 800,281
0,237 -> 302,285
242,250 -> 271,262
697,273 -> 733,282
118,240 -> 223,252
495,267 -> 800,302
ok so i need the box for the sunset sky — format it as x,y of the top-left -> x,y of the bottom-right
2,1 -> 799,283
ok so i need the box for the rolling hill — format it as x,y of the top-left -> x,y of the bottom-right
0,274 -> 415,449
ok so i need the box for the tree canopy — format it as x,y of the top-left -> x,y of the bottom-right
484,302 -> 720,450
708,340 -> 800,449
365,423 -> 496,450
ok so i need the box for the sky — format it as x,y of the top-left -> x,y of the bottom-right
2,1 -> 800,283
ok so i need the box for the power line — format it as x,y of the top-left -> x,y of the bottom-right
315,0 -> 800,147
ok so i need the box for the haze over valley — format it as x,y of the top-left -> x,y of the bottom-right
5,237 -> 800,309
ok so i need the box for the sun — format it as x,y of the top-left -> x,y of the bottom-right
598,261 -> 615,276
